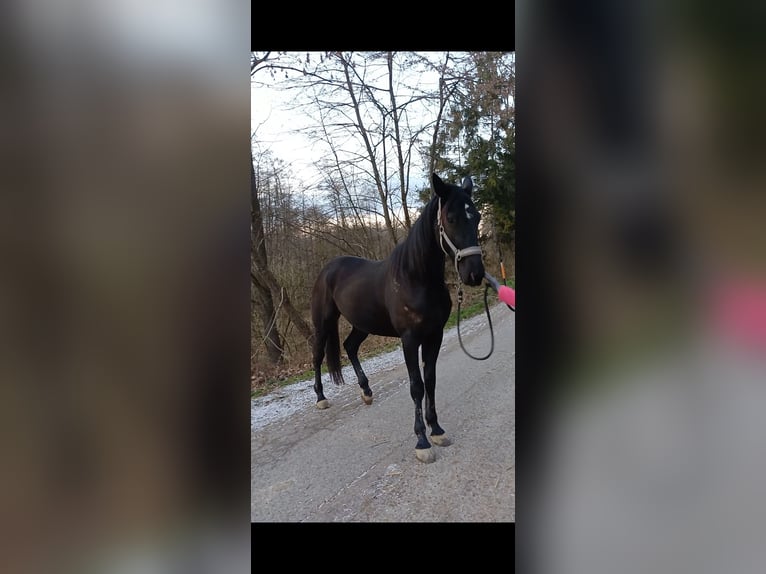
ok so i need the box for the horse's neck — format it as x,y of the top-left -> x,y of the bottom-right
411,250 -> 445,285
401,213 -> 446,285
423,237 -> 446,283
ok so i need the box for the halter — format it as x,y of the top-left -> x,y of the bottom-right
437,196 -> 484,278
437,196 -> 495,360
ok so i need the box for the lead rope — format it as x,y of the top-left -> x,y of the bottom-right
455,277 -> 495,361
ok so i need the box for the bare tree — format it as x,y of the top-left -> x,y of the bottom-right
424,52 -> 461,179
251,149 -> 284,363
270,51 -> 445,246
251,54 -> 315,366
336,52 -> 398,245
251,148 -> 314,340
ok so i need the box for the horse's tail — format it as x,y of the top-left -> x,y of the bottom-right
324,315 -> 344,386
311,265 -> 345,386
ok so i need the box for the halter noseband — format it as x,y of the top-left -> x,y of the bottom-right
437,197 -> 483,272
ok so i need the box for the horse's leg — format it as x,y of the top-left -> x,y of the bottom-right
312,321 -> 330,409
402,334 -> 434,463
423,332 -> 450,446
343,327 -> 372,405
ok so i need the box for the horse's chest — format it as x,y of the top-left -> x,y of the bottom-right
402,304 -> 426,325
394,295 -> 449,333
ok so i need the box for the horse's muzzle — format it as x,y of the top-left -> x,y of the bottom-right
459,256 -> 485,287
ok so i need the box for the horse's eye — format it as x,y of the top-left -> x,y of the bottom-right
447,214 -> 455,224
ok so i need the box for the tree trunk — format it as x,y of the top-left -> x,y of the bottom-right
339,54 -> 398,247
251,151 -> 315,350
387,51 -> 411,230
430,52 -> 454,179
252,271 -> 283,364
251,265 -> 314,344
251,152 -> 284,364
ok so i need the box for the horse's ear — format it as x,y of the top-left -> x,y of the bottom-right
462,176 -> 474,195
432,173 -> 448,199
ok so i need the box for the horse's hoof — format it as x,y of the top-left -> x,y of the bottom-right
316,399 -> 330,410
431,433 -> 451,446
360,391 -> 373,405
415,447 -> 435,463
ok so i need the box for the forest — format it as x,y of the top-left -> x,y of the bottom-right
251,51 -> 515,394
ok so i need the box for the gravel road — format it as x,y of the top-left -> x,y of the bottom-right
251,302 -> 515,522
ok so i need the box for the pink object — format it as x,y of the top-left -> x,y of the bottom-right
498,285 -> 515,308
711,278 -> 766,351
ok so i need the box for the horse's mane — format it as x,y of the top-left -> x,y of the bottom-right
389,195 -> 444,283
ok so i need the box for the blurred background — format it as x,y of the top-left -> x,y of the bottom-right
3,0 -> 766,569
0,0 -> 250,572
518,1 -> 766,573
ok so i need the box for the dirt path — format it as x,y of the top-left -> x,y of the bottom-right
251,303 -> 515,522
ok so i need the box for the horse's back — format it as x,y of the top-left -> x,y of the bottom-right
310,257 -> 360,323
313,255 -> 397,336
315,256 -> 384,287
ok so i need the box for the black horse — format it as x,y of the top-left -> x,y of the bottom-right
310,173 -> 485,463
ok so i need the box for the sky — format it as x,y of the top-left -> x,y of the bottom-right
250,52 -> 444,197
250,80 -> 319,187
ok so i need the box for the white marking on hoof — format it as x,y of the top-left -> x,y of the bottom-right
431,433 -> 451,446
360,392 -> 373,405
415,448 -> 435,463
316,399 -> 330,410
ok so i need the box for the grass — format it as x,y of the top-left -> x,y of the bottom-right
445,297 -> 489,329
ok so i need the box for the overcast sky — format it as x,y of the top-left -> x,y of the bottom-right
250,52 -> 444,196
250,79 -> 319,187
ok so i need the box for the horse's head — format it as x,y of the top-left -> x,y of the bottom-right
433,173 -> 485,287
